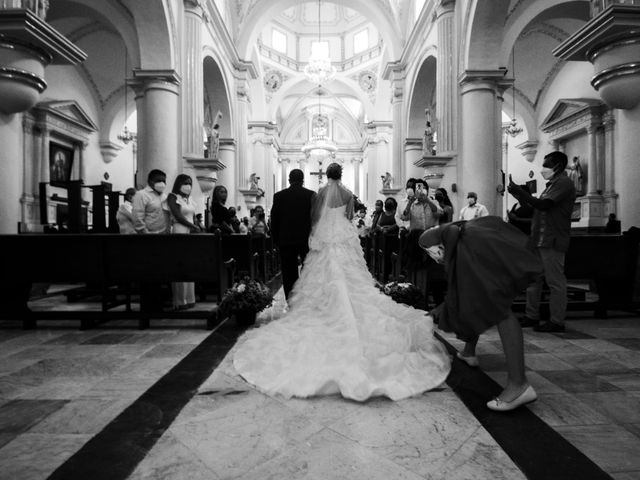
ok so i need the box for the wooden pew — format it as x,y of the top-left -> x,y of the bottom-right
564,233 -> 640,317
375,232 -> 399,284
251,234 -> 267,281
0,233 -> 234,329
221,234 -> 259,279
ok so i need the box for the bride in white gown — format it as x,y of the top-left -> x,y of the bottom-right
233,163 -> 451,401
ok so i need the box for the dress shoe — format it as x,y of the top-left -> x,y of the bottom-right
533,321 -> 565,333
518,316 -> 539,328
456,352 -> 479,367
487,385 -> 537,412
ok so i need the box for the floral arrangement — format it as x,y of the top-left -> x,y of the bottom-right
381,281 -> 424,308
218,277 -> 273,316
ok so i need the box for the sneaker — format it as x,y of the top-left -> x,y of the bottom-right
518,316 -> 539,328
533,321 -> 565,333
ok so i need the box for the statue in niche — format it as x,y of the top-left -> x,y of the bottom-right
249,173 -> 265,197
566,156 -> 585,196
423,108 -> 435,156
205,110 -> 222,159
381,172 -> 393,190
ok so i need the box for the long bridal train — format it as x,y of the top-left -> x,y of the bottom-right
233,181 -> 451,402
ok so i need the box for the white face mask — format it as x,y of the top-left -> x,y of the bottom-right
153,181 -> 166,193
180,184 -> 192,195
424,244 -> 445,264
541,167 -> 555,180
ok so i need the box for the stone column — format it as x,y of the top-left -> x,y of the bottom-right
131,70 -> 181,185
458,70 -> 508,215
182,0 -> 204,157
615,106 -> 640,228
602,113 -> 617,215
0,112 -> 23,233
248,121 -> 276,207
435,0 -> 457,155
390,79 -> 405,186
351,157 -> 362,198
586,125 -> 599,195
235,79 -> 250,191
278,157 -> 290,192
365,122 -> 395,205
217,139 -> 236,206
403,139 -> 425,181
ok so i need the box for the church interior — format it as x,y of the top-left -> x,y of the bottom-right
1,0 -> 640,478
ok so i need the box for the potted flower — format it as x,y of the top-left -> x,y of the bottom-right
381,281 -> 424,308
218,276 -> 273,326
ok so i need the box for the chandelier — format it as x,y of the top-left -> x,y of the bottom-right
303,0 -> 336,85
505,45 -> 523,138
301,127 -> 337,159
118,48 -> 136,144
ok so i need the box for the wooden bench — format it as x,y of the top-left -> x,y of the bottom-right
563,233 -> 640,317
0,233 -> 235,329
221,234 -> 259,280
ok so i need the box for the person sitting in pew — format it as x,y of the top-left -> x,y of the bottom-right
605,213 -> 621,234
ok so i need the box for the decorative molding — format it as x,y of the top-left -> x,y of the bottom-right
0,66 -> 46,91
541,99 -> 605,144
521,23 -> 570,43
184,155 -> 226,170
99,140 -> 123,164
515,140 -> 538,162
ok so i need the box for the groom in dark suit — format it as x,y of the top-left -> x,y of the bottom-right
270,169 -> 316,300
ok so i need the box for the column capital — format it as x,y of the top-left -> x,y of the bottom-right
436,0 -> 456,18
183,0 -> 204,16
129,69 -> 181,96
603,112 -> 616,130
459,69 -> 509,94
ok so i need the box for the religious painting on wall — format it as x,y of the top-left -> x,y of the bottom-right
49,142 -> 74,186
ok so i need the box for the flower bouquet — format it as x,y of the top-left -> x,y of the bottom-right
218,277 -> 273,326
381,281 -> 424,308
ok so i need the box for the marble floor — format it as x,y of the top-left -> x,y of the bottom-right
0,305 -> 639,479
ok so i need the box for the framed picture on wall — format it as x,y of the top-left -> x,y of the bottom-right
49,142 -> 74,186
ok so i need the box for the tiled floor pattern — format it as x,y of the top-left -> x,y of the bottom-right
0,310 -> 639,479
439,312 -> 640,480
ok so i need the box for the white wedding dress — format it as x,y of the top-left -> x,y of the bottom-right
233,180 -> 451,401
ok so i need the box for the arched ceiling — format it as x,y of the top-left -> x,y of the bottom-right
235,0 -> 405,59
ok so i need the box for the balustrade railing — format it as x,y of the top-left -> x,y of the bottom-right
0,0 -> 49,19
257,40 -> 383,73
591,0 -> 640,17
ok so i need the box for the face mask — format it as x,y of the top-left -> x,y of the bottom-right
153,182 -> 166,193
180,184 -> 192,195
406,188 -> 414,197
435,194 -> 444,202
541,167 -> 554,180
424,244 -> 445,264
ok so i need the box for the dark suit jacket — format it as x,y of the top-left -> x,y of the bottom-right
270,184 -> 315,247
